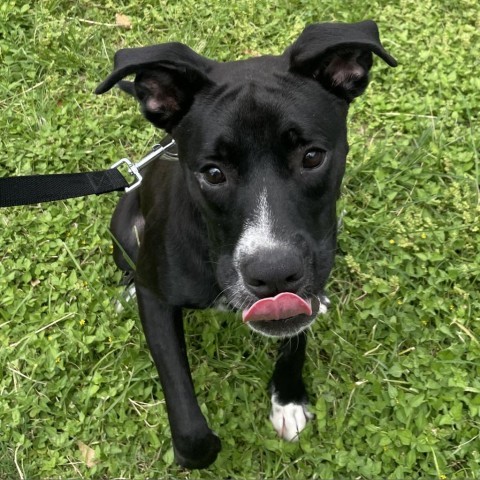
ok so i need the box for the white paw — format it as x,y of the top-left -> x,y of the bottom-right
269,394 -> 314,441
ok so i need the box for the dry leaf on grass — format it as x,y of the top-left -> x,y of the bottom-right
77,441 -> 97,468
242,49 -> 261,57
116,13 -> 132,29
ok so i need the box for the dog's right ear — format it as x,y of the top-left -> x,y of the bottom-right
95,43 -> 212,131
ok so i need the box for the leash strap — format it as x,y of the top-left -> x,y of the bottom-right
0,139 -> 177,208
0,169 -> 129,207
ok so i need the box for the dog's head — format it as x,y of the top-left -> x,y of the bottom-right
97,21 -> 396,337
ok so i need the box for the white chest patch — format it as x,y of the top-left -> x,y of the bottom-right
270,394 -> 314,441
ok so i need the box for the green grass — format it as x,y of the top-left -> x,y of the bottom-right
0,0 -> 479,478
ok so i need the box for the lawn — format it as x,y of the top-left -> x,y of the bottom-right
0,0 -> 479,478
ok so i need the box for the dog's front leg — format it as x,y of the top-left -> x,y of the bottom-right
136,283 -> 221,469
269,332 -> 314,441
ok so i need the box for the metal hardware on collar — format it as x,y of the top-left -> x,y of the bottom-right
111,139 -> 177,192
111,157 -> 142,192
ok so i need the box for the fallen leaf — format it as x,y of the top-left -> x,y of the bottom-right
116,13 -> 132,29
77,441 -> 97,468
242,49 -> 261,57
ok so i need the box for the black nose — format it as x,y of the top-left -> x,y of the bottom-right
241,248 -> 305,298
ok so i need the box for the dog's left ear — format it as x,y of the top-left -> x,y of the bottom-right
288,20 -> 397,102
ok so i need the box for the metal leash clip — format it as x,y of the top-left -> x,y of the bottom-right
111,139 -> 177,192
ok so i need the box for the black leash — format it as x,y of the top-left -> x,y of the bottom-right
0,139 -> 177,208
0,170 -> 129,207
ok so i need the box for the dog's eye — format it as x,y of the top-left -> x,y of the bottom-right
302,149 -> 326,169
202,166 -> 226,185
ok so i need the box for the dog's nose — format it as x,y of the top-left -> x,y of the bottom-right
241,248 -> 305,298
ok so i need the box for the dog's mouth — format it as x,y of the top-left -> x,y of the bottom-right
241,293 -> 328,338
242,292 -> 312,322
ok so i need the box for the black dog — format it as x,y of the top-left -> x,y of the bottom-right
96,20 -> 396,468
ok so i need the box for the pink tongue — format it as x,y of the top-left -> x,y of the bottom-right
242,292 -> 312,322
